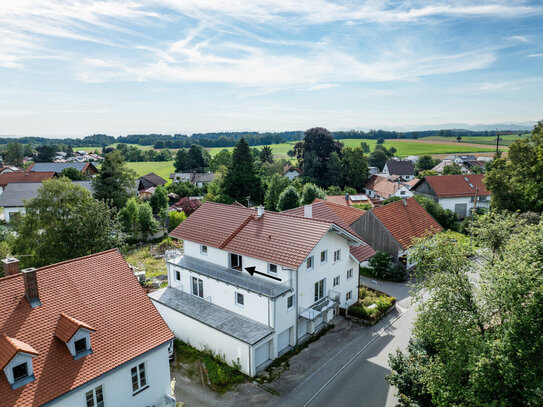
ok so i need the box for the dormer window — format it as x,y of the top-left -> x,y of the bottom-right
55,313 -> 96,360
0,335 -> 39,390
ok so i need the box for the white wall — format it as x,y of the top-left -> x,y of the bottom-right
284,170 -> 300,180
4,207 -> 24,223
297,231 -> 359,310
438,196 -> 490,218
48,344 -> 171,407
3,353 -> 35,384
152,300 -> 253,376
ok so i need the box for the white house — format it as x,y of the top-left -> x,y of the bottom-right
150,202 -> 375,377
413,174 -> 491,219
382,160 -> 416,181
282,165 -> 302,180
0,250 -> 175,407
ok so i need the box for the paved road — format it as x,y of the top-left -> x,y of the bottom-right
267,283 -> 415,407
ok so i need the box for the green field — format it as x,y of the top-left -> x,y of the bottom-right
208,138 -> 498,158
78,143 -> 155,152
424,134 -> 530,146
125,161 -> 175,182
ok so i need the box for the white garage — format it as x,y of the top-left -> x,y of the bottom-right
277,328 -> 291,353
255,341 -> 271,368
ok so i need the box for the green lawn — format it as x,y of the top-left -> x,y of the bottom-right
424,134 -> 530,147
125,161 -> 175,182
208,138 -> 497,158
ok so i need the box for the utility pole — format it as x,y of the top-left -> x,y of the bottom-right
496,129 -> 500,156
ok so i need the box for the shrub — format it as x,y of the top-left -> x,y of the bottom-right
387,262 -> 407,282
169,211 -> 187,232
368,251 -> 393,277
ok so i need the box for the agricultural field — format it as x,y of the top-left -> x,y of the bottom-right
77,143 -> 155,152
125,161 -> 175,182
424,133 -> 530,146
208,138 -> 498,159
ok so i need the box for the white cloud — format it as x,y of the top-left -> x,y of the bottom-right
527,53 -> 543,57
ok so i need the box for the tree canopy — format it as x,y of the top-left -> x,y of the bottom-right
387,216 -> 543,406
92,150 -> 137,209
222,138 -> 263,204
13,178 -> 123,268
277,186 -> 300,211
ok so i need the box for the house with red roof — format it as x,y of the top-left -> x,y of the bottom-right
354,198 -> 443,267
363,174 -> 413,201
151,201 -> 375,376
0,250 -> 175,407
412,174 -> 490,218
283,164 -> 302,180
318,193 -> 374,207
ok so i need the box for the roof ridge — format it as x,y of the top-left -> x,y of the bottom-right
34,248 -> 121,274
219,214 -> 255,249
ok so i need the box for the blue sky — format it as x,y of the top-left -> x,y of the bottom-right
1,0 -> 542,137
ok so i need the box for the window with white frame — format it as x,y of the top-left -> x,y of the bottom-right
333,250 -> 341,262
131,362 -> 147,394
74,337 -> 88,355
346,291 -> 352,301
192,277 -> 204,298
175,269 -> 180,281
201,245 -> 208,255
12,362 -> 28,382
287,295 -> 294,310
320,250 -> 327,264
230,253 -> 242,270
268,264 -> 277,274
306,256 -> 313,270
333,276 -> 340,287
314,279 -> 325,302
346,268 -> 353,279
86,385 -> 104,407
235,292 -> 244,307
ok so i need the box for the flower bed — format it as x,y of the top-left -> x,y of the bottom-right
348,286 -> 396,325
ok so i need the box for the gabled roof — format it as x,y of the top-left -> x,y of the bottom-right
138,172 -> 167,189
385,160 -> 415,176
27,162 -> 96,174
54,313 -> 96,343
170,202 -> 363,269
283,164 -> 302,174
283,202 -> 376,262
365,175 -> 405,198
419,174 -> 490,198
0,172 -> 55,187
0,249 -> 173,406
0,181 -> 93,207
0,335 -> 39,370
370,198 -> 443,250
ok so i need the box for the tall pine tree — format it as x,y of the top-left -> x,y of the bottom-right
222,138 -> 263,205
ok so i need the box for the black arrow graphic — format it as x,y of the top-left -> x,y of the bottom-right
244,266 -> 282,281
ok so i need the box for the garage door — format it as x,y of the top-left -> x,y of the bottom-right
255,341 -> 270,367
314,314 -> 323,327
454,203 -> 468,219
278,328 -> 290,352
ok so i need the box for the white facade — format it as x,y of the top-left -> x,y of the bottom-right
45,343 -> 173,407
364,185 -> 413,201
437,195 -> 490,219
156,228 -> 361,377
2,207 -> 24,222
382,164 -> 415,181
284,169 -> 300,180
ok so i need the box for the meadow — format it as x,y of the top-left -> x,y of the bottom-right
424,133 -> 529,147
125,161 -> 175,182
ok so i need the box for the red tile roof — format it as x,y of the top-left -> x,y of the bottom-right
350,245 -> 376,263
55,313 -> 96,343
420,174 -> 490,198
371,198 -> 443,250
320,195 -> 374,207
0,335 -> 39,370
364,175 -> 404,199
0,249 -> 173,406
170,202 -> 364,269
0,172 -> 55,187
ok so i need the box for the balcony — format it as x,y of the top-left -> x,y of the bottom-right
169,255 -> 292,298
299,291 -> 340,321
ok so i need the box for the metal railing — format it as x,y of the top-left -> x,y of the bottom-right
168,255 -> 292,298
328,289 -> 340,301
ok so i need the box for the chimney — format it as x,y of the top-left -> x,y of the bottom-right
2,257 -> 19,276
402,198 -> 407,206
345,193 -> 350,204
257,206 -> 265,218
304,204 -> 312,218
22,268 -> 41,308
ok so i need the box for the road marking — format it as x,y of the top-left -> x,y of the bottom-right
302,308 -> 410,407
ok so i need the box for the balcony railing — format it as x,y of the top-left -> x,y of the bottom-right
169,255 -> 292,298
299,293 -> 340,320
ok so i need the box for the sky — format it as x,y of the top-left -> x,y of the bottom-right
1,0 -> 542,137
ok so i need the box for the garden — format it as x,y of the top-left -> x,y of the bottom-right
348,286 -> 396,325
359,251 -> 407,282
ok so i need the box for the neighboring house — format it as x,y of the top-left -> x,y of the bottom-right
404,155 -> 419,164
169,172 -> 215,188
0,181 -> 92,222
282,165 -> 302,180
354,198 -> 443,266
364,175 -> 413,201
431,159 -> 470,174
0,171 -> 55,196
412,174 -> 491,219
463,160 -> 487,173
0,166 -> 22,174
138,172 -> 167,191
445,154 -> 477,163
151,202 -> 374,376
0,249 -> 175,407
27,162 -> 98,177
368,166 -> 380,175
382,160 -> 415,181
317,194 -> 373,208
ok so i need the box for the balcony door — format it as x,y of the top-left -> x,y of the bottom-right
230,253 -> 243,270
314,279 -> 325,302
192,277 -> 204,298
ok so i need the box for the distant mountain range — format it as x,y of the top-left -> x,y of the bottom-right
341,122 -> 535,132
